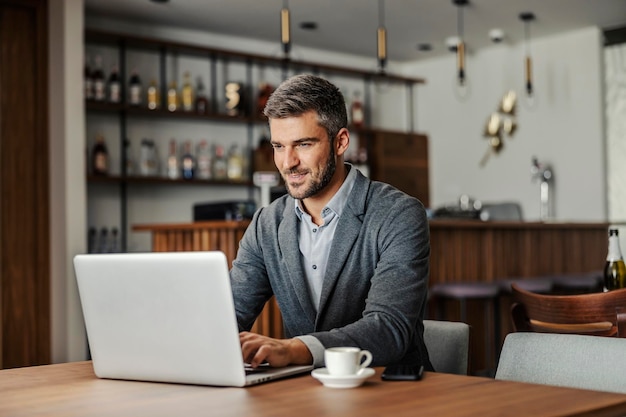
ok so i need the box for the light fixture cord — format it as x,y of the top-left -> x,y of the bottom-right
524,19 -> 533,95
281,0 -> 291,57
377,0 -> 387,73
456,3 -> 465,85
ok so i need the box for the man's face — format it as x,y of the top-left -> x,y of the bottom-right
269,111 -> 337,200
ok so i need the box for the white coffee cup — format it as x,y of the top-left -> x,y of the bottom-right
324,347 -> 373,376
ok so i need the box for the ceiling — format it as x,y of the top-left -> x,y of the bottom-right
84,0 -> 626,62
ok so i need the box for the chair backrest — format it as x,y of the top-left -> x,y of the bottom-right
423,319 -> 470,375
510,283 -> 626,336
496,332 -> 626,394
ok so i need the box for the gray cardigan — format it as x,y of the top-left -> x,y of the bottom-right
230,169 -> 433,370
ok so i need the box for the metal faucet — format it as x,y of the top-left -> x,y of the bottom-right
531,157 -> 554,221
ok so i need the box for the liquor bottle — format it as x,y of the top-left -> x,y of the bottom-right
139,139 -> 159,176
87,227 -> 97,253
196,140 -> 212,179
195,77 -> 209,115
181,71 -> 194,112
91,134 -> 109,175
92,55 -> 106,102
107,66 -> 121,104
166,139 -> 179,179
227,144 -> 244,180
128,70 -> 142,106
147,79 -> 160,110
180,140 -> 195,180
98,227 -> 109,254
84,56 -> 94,101
108,227 -> 119,253
350,91 -> 364,128
213,144 -> 228,180
167,80 -> 178,112
123,138 -> 135,176
604,228 -> 626,291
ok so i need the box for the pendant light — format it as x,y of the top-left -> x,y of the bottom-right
377,0 -> 388,74
280,0 -> 291,59
451,0 -> 469,100
520,12 -> 536,101
453,0 -> 468,86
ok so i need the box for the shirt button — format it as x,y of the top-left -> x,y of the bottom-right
312,228 -> 317,233
312,265 -> 317,270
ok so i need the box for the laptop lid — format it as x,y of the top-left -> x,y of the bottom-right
73,251 -> 312,387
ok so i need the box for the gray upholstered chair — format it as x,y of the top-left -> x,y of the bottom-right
495,332 -> 626,394
423,319 -> 470,375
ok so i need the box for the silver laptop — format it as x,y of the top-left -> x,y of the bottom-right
73,251 -> 313,387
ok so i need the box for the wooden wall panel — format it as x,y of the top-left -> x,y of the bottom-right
0,0 -> 50,368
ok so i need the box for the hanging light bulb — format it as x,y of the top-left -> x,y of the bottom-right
280,0 -> 291,58
453,0 -> 468,86
519,12 -> 536,98
377,0 -> 388,74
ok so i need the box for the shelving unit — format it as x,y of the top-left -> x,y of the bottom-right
84,29 -> 427,252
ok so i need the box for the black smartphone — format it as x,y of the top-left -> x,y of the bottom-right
381,363 -> 424,381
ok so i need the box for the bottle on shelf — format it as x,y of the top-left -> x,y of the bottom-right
180,140 -> 195,180
139,138 -> 159,176
196,140 -> 212,179
84,56 -> 94,101
213,144 -> 228,180
98,227 -> 109,254
167,80 -> 179,112
181,71 -> 194,112
195,76 -> 209,115
227,144 -> 244,181
91,134 -> 109,175
147,79 -> 160,110
107,66 -> 122,104
92,55 -> 106,102
87,227 -> 97,253
128,70 -> 142,106
350,90 -> 364,128
123,138 -> 135,176
108,227 -> 119,253
604,228 -> 626,291
166,139 -> 179,179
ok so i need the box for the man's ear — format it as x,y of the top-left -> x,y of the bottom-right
335,128 -> 350,156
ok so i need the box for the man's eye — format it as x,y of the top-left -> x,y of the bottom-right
271,144 -> 283,150
298,142 -> 311,148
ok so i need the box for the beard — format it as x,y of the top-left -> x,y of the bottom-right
283,148 -> 337,200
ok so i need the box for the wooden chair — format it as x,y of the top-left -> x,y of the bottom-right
510,283 -> 626,337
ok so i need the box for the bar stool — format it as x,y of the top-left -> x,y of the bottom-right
550,272 -> 604,295
429,282 -> 500,377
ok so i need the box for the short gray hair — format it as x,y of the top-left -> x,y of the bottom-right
263,74 -> 348,140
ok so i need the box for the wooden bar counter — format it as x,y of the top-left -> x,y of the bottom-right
134,220 -> 609,348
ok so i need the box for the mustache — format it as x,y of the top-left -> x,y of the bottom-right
283,169 -> 309,176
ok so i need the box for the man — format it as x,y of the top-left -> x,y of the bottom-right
231,74 -> 433,371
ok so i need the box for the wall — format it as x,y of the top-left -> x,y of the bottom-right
401,27 -> 606,222
49,0 -> 88,363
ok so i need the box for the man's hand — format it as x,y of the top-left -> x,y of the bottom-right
239,332 -> 313,368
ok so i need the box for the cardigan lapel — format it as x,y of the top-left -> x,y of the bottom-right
277,201 -> 317,327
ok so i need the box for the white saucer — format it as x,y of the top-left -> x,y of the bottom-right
311,367 -> 375,388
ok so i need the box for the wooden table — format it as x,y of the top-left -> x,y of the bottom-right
1,361 -> 626,417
